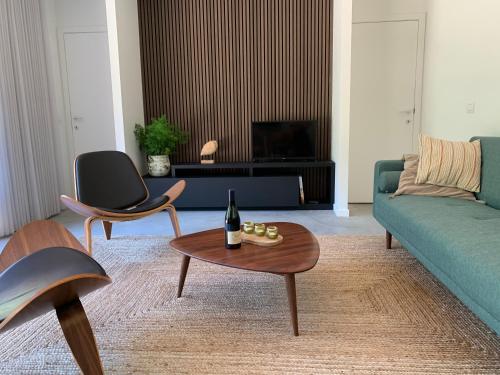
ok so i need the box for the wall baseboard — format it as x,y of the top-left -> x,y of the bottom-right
334,207 -> 350,217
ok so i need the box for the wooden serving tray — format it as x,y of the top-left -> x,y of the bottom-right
241,232 -> 284,247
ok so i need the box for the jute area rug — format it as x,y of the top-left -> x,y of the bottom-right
1,235 -> 500,374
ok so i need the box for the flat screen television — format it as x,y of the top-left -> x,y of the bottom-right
252,120 -> 317,162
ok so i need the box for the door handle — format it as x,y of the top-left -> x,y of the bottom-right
399,109 -> 415,115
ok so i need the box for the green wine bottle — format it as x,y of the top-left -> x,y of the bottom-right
225,189 -> 241,249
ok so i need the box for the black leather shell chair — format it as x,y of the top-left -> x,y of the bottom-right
60,151 -> 185,254
0,220 -> 111,374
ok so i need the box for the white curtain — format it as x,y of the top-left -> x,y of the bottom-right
0,0 -> 61,237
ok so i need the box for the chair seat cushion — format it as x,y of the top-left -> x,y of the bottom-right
0,247 -> 106,321
97,195 -> 169,214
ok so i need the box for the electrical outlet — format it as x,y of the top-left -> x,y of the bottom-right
466,102 -> 476,114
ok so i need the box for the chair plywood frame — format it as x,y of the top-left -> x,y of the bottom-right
0,220 -> 111,374
61,157 -> 186,254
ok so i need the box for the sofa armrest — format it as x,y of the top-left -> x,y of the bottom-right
373,160 -> 404,200
378,171 -> 402,194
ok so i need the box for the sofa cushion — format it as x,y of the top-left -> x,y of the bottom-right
416,135 -> 481,192
472,137 -> 500,210
375,194 -> 500,322
394,154 -> 475,200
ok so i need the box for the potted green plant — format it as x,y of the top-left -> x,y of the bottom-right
134,115 -> 188,176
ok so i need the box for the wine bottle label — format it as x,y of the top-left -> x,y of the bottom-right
226,230 -> 242,245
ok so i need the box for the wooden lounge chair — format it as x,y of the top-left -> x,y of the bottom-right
60,151 -> 185,254
0,220 -> 111,374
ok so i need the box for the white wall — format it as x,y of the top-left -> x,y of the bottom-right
50,0 -> 144,175
353,0 -> 500,142
41,0 -> 109,196
353,0 -> 427,20
336,0 -> 427,210
332,0 -> 353,217
422,0 -> 500,141
106,0 -> 145,172
54,0 -> 107,28
41,0 -> 72,196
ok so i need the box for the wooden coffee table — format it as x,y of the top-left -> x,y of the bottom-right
169,222 -> 320,336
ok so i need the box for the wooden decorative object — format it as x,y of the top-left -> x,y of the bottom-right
200,140 -> 218,164
241,232 -> 284,247
169,222 -> 320,336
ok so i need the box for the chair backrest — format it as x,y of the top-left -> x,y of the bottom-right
75,151 -> 148,209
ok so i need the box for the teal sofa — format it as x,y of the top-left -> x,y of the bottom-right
373,137 -> 500,335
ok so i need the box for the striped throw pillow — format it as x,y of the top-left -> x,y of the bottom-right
394,154 -> 476,200
416,135 -> 481,192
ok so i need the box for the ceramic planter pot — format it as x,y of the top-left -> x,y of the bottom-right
148,155 -> 170,176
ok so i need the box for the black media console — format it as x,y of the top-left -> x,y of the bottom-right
143,161 -> 335,210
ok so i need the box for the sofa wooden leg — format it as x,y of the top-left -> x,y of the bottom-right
102,221 -> 112,240
386,231 -> 392,249
56,298 -> 104,375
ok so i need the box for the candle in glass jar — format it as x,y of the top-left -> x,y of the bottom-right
254,223 -> 266,236
243,221 -> 255,234
266,225 -> 278,239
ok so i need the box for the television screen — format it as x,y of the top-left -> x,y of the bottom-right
252,121 -> 317,162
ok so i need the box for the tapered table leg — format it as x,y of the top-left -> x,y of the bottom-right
177,255 -> 191,298
56,298 -> 104,375
285,273 -> 299,336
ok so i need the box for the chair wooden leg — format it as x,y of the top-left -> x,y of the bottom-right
56,298 -> 104,375
166,205 -> 182,238
84,217 -> 97,255
386,230 -> 392,249
102,221 -> 112,240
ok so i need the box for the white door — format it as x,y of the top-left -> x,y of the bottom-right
63,32 -> 115,156
349,20 -> 423,203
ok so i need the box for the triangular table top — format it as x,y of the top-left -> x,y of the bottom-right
170,222 -> 319,274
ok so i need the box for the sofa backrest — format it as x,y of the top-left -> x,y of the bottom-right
471,137 -> 500,209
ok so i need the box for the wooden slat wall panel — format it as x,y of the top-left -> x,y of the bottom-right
138,0 -> 332,202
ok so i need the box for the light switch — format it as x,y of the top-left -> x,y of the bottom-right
466,102 -> 476,114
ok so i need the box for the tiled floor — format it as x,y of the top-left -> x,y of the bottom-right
0,204 -> 384,248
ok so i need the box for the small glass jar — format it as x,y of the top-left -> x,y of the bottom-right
243,221 -> 255,234
266,225 -> 278,240
254,223 -> 266,236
